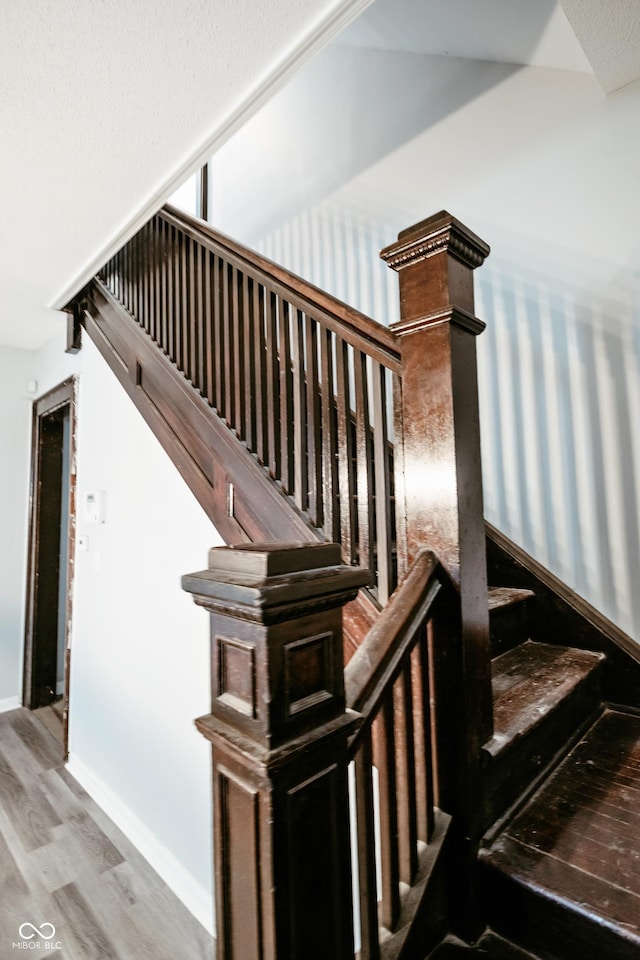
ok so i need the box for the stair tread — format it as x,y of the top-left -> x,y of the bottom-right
487,641 -> 603,755
488,587 -> 535,611
481,710 -> 640,952
429,932 -> 542,958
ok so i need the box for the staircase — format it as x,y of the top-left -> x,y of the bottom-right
64,204 -> 640,960
465,531 -> 640,960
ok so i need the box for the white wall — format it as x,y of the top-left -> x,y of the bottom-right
20,331 -> 220,931
0,348 -> 32,709
207,45 -> 640,642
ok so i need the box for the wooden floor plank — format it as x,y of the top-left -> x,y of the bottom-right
483,709 -> 640,953
0,709 -> 213,959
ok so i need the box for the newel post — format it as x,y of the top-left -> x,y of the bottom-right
183,542 -> 369,960
381,212 -> 493,804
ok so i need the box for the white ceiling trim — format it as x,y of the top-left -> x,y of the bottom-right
51,0 -> 374,312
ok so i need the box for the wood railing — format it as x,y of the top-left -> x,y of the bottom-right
100,205 -> 401,603
345,549 -> 450,958
74,203 -> 495,956
183,542 -> 453,960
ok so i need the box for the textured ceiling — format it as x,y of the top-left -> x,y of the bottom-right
1,0 -> 638,350
0,0 -> 372,348
561,0 -> 640,93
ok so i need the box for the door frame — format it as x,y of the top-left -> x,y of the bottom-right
23,376 -> 78,759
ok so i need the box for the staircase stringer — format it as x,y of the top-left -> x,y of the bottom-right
82,277 -> 381,648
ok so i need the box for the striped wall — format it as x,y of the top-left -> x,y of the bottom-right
256,203 -> 640,644
477,262 -> 640,639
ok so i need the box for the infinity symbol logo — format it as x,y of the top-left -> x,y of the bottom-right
19,922 -> 56,940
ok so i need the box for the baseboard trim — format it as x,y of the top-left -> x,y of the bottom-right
66,754 -> 214,935
0,696 -> 21,714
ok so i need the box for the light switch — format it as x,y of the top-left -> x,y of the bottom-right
84,491 -> 106,523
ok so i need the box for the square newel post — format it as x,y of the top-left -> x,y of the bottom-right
381,212 -> 493,802
183,542 -> 369,960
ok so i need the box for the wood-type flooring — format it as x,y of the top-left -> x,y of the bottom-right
0,708 -> 213,959
34,701 -> 64,746
482,709 -> 640,958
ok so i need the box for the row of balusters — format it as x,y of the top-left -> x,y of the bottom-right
100,210 -> 438,957
349,618 -> 435,957
100,212 -> 399,603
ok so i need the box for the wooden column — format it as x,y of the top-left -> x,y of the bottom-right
381,211 -> 493,795
183,542 -> 369,960
63,300 -> 83,354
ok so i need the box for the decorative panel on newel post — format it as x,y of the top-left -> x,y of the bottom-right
381,213 -> 493,835
183,542 -> 369,960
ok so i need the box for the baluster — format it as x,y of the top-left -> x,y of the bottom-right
183,235 -> 192,377
133,231 -> 140,324
172,227 -> 180,361
372,362 -> 394,604
153,221 -> 159,340
146,221 -> 153,334
174,230 -> 182,365
213,254 -> 224,415
136,230 -> 142,324
266,292 -> 281,478
412,635 -> 434,842
124,239 -> 131,313
168,227 -> 177,362
232,266 -> 245,437
195,243 -> 205,395
336,339 -> 357,565
253,281 -> 267,464
222,261 -> 232,424
354,732 -> 380,960
394,666 -> 418,884
188,236 -> 197,386
374,695 -> 400,930
354,350 -> 375,585
127,235 -> 133,317
320,328 -> 339,543
160,219 -> 168,354
204,250 -> 214,406
142,223 -> 150,333
278,299 -> 294,492
142,227 -> 147,327
292,308 -> 307,510
305,315 -> 322,527
143,226 -> 149,329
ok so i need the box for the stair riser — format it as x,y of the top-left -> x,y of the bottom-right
489,600 -> 531,657
482,670 -> 602,828
480,863 -> 640,960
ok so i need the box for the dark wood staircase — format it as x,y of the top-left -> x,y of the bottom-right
64,203 -> 640,960
442,537 -> 640,960
479,709 -> 640,960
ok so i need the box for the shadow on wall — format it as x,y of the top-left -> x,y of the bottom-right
209,47 -> 520,245
477,255 -> 640,642
257,202 -> 640,643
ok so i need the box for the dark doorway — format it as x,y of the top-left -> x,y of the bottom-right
23,378 -> 77,758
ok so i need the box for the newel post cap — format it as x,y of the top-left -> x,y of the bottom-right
183,541 -> 368,753
182,541 -> 370,623
381,211 -> 490,334
380,210 -> 490,273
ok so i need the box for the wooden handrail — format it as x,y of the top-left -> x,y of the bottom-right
77,203 -> 495,960
161,204 -> 402,372
346,548 -> 442,743
343,549 -> 449,956
100,205 -> 401,602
